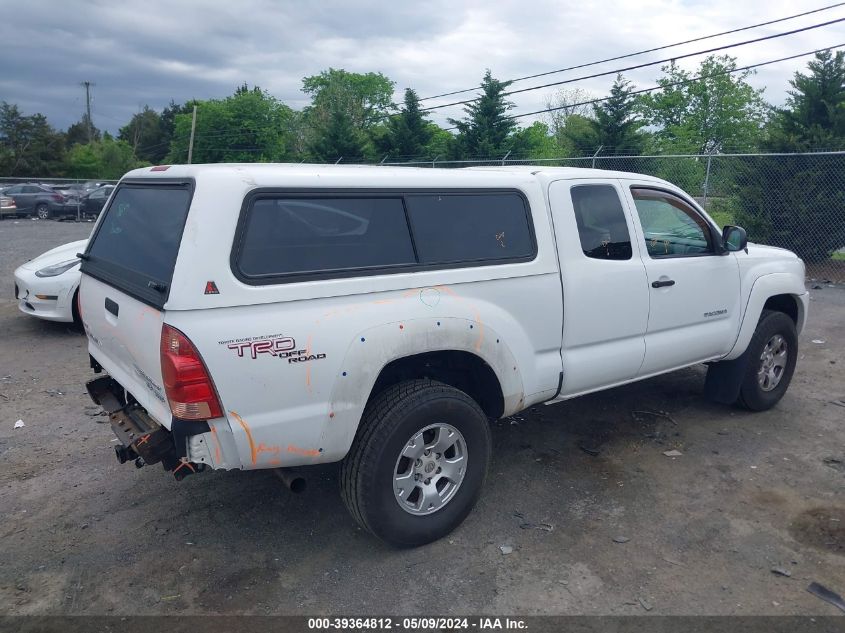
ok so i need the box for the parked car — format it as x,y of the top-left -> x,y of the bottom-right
0,195 -> 17,217
80,184 -> 115,217
14,239 -> 87,323
81,164 -> 808,546
2,183 -> 71,219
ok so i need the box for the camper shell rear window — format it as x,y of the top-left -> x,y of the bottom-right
81,179 -> 193,308
231,189 -> 536,284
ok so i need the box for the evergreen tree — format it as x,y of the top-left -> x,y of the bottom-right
66,114 -> 100,147
376,89 -> 432,159
591,75 -> 645,155
770,49 -> 845,149
449,70 -> 517,159
734,51 -> 845,262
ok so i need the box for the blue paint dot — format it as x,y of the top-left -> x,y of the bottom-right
360,337 -> 365,342
469,324 -> 474,329
437,321 -> 441,326
342,371 -> 347,376
496,339 -> 500,343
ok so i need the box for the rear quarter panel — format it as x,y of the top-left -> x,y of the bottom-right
161,169 -> 563,469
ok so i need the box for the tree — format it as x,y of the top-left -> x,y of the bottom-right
375,88 -> 433,160
733,51 -> 845,263
509,121 -> 558,158
65,134 -> 145,179
302,68 -> 394,161
557,114 -> 599,156
0,102 -> 65,176
769,49 -> 845,150
543,87 -> 593,152
449,70 -> 518,159
590,75 -> 646,155
640,55 -> 767,153
66,114 -> 100,147
166,87 -> 294,163
119,106 -> 167,163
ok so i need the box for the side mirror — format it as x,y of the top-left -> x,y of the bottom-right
722,225 -> 748,253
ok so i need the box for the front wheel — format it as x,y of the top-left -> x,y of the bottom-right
736,310 -> 798,411
340,379 -> 491,547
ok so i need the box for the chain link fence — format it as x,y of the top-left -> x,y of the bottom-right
383,151 -> 845,283
3,153 -> 843,282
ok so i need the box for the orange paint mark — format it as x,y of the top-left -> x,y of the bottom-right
173,459 -> 196,474
267,458 -> 282,466
136,434 -> 151,446
230,410 -> 257,466
256,442 -> 281,457
472,307 -> 484,352
209,425 -> 222,463
287,444 -> 320,457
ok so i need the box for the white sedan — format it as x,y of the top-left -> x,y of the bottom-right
14,239 -> 88,323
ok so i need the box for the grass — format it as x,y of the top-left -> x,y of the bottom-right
832,251 -> 845,261
708,210 -> 734,229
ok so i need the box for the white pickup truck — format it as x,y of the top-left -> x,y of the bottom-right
79,164 -> 808,546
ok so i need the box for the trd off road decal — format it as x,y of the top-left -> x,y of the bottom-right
218,333 -> 326,364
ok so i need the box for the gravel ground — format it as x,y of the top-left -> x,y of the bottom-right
1,220 -> 843,616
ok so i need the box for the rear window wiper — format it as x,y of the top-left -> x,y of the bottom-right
147,281 -> 168,293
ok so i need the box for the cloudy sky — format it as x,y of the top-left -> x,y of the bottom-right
1,0 -> 844,134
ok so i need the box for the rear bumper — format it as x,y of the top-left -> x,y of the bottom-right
86,375 -> 209,479
86,373 -> 242,477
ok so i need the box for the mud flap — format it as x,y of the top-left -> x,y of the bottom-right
704,347 -> 752,404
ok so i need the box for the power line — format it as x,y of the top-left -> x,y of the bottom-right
474,43 -> 845,128
417,2 -> 845,102
422,17 -> 845,114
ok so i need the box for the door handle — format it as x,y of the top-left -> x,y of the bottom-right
651,279 -> 675,288
105,297 -> 119,316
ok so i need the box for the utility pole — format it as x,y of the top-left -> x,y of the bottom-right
81,81 -> 94,143
187,105 -> 198,164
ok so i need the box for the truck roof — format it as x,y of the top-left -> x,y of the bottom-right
121,163 -> 667,187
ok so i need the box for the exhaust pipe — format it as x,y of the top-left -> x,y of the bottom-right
273,468 -> 306,493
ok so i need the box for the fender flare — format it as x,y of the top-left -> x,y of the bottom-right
724,272 -> 806,361
318,316 -> 524,461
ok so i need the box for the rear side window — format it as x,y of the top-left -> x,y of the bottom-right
570,185 -> 632,260
405,193 -> 533,264
234,190 -> 536,283
237,197 -> 416,278
83,184 -> 191,306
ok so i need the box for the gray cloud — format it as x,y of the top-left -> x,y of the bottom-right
1,0 -> 843,134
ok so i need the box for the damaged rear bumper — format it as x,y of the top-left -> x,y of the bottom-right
86,375 -> 208,480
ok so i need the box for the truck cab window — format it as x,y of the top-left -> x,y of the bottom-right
570,185 -> 632,260
631,188 -> 713,257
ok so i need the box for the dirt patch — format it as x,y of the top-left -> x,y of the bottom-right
790,507 -> 845,556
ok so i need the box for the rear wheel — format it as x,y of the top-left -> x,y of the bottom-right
36,204 -> 49,220
736,310 -> 798,411
340,379 -> 491,547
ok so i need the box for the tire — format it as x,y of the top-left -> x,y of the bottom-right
36,204 -> 49,220
340,379 -> 492,547
71,287 -> 81,327
736,309 -> 798,411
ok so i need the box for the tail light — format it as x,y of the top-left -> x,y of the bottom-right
160,324 -> 222,420
51,193 -> 64,202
